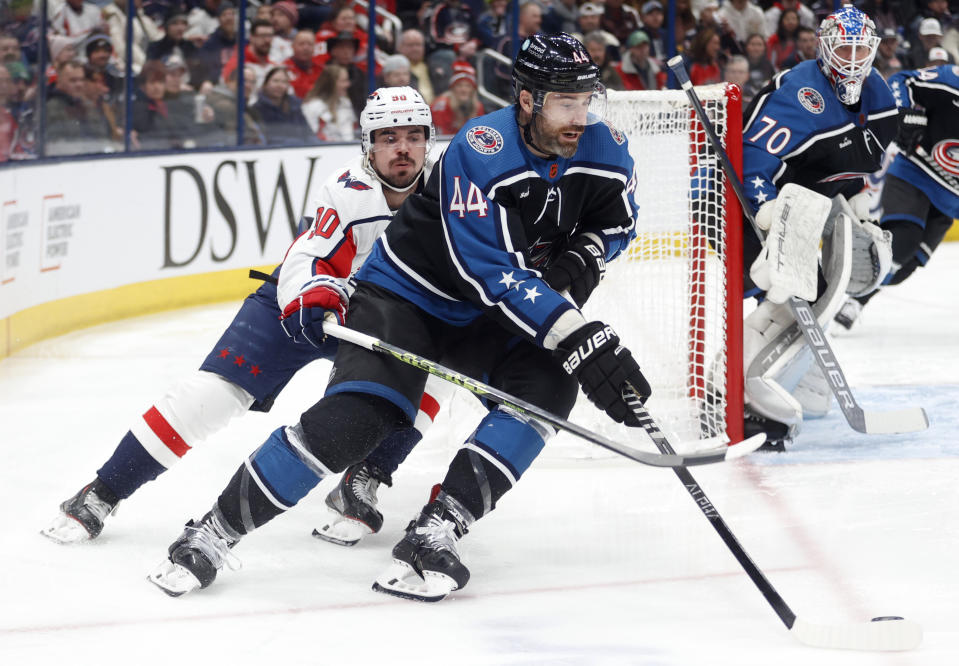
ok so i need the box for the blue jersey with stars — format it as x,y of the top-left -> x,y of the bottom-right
357,106 -> 639,349
886,65 -> 959,219
742,59 -> 899,211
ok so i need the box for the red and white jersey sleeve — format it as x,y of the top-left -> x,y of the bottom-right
277,156 -> 396,311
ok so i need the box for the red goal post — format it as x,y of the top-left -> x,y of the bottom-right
573,83 -> 744,451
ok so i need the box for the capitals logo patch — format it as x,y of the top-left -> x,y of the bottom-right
467,126 -> 504,155
932,139 -> 959,177
797,87 -> 825,114
604,120 -> 625,145
337,170 -> 372,190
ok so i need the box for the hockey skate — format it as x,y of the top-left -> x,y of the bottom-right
312,461 -> 389,547
148,510 -> 241,597
373,492 -> 474,602
834,297 -> 864,330
41,479 -> 119,544
745,409 -> 793,453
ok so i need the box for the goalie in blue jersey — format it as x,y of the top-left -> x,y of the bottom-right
147,33 -> 650,602
835,63 -> 959,329
737,5 -> 900,450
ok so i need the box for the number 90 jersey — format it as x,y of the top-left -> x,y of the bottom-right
742,59 -> 898,213
356,106 -> 639,351
277,154 -> 419,312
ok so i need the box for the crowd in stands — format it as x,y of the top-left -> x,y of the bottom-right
1,0 -> 958,160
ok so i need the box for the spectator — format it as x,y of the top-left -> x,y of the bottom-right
315,5 -> 369,64
779,25 -> 816,70
162,53 -> 216,143
911,0 -> 953,38
723,54 -> 751,102
430,60 -> 484,135
583,30 -> 625,90
50,0 -> 105,40
477,0 -> 511,49
875,28 -> 906,79
489,1 -> 542,100
103,0 -> 163,75
147,13 -> 203,89
673,0 -> 698,52
81,33 -> 122,100
764,0 -> 816,36
542,0 -> 578,37
47,35 -> 79,87
221,18 -> 278,90
82,62 -> 122,143
427,0 -> 482,97
380,54 -> 412,87
927,45 -> 951,65
301,63 -> 357,141
5,61 -> 33,122
198,2 -> 237,86
397,28 -> 434,103
912,18 -> 954,67
766,8 -> 799,70
743,32 -> 773,100
615,30 -> 664,90
285,29 -> 321,99
270,1 -> 299,64
0,32 -> 22,65
131,60 -> 199,150
688,26 -> 723,85
942,17 -> 959,63
45,59 -> 113,155
249,66 -> 314,146
718,0 -> 766,44
601,0 -> 642,45
325,30 -> 368,118
186,0 -> 224,43
639,1 -> 666,63
576,3 -> 618,49
0,64 -> 16,161
697,0 -> 743,59
206,64 -> 265,145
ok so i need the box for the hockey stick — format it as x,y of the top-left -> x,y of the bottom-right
321,322 -> 764,469
667,58 -> 928,436
913,144 -> 959,192
624,387 -> 923,651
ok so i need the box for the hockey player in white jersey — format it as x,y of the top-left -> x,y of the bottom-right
739,6 -> 898,450
42,87 -> 448,547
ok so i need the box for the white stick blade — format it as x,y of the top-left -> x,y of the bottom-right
790,617 -> 923,651
724,433 -> 766,460
863,408 -> 929,435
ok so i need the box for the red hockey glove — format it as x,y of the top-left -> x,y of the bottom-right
280,279 -> 348,347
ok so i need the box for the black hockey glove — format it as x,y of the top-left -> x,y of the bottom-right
555,322 -> 651,426
896,107 -> 927,156
543,235 -> 606,307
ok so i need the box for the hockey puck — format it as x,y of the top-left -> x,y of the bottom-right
870,616 -> 904,622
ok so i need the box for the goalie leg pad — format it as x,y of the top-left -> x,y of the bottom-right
744,300 -> 805,428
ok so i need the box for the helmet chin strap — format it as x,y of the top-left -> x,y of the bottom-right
364,153 -> 424,193
518,107 -> 558,159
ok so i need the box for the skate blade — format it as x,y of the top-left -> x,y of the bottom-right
147,559 -> 202,597
40,513 -> 93,545
371,559 -> 457,603
311,514 -> 372,547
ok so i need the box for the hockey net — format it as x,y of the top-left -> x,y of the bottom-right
568,84 -> 744,455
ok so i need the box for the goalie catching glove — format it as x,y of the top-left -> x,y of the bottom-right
555,321 -> 651,426
543,234 -> 606,307
280,277 -> 349,347
847,212 -> 893,298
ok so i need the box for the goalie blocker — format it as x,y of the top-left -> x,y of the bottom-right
744,185 -> 893,447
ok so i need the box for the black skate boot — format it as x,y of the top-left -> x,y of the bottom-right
745,409 -> 793,453
313,461 -> 391,546
834,297 -> 864,330
373,490 -> 474,602
147,508 -> 241,597
41,478 -> 120,544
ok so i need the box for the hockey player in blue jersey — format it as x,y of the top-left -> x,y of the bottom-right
147,33 -> 649,601
835,63 -> 959,329
42,88 -> 450,546
737,6 -> 899,450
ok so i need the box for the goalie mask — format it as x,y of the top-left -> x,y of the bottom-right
360,87 -> 436,193
817,6 -> 880,106
512,32 -> 607,128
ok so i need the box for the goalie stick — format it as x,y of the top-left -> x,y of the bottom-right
667,57 -> 928,436
321,322 -> 764,469
623,387 -> 922,651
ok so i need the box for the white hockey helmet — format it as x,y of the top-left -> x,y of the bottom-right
360,86 -> 435,155
817,6 -> 880,106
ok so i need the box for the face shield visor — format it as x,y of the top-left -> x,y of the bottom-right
536,82 -> 607,127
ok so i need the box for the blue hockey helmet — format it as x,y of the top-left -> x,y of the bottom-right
817,6 -> 880,105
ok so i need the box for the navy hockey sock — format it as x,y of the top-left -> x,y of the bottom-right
365,427 -> 422,477
96,431 -> 167,500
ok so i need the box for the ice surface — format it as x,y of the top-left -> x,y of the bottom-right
2,246 -> 958,665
